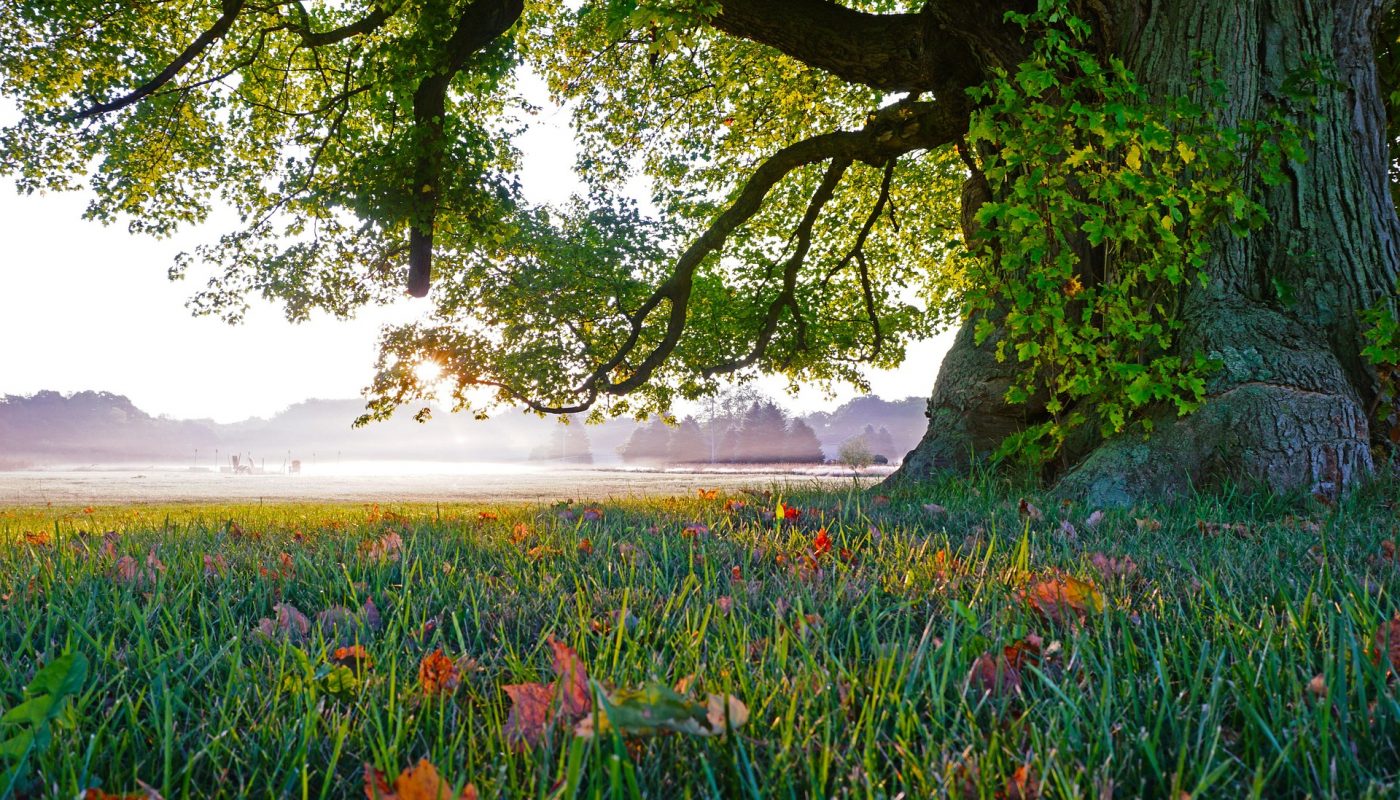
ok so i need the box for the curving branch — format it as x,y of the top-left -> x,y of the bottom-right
502,98 -> 966,413
822,158 -> 897,360
701,156 -> 852,376
70,0 -> 248,120
286,1 -> 396,47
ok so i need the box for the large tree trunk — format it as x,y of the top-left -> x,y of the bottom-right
894,0 -> 1399,505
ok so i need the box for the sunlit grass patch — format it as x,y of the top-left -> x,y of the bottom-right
0,478 -> 1397,798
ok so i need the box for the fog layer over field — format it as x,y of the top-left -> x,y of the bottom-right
0,462 -> 884,505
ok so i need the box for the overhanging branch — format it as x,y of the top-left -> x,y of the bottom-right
70,0 -> 248,120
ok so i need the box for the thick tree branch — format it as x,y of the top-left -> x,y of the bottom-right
287,1 -> 396,47
407,0 -> 525,297
71,0 -> 247,120
709,0 -> 985,93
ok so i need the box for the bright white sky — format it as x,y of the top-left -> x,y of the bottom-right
0,82 -> 953,423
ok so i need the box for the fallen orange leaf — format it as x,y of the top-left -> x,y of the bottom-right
364,759 -> 478,800
418,649 -> 461,696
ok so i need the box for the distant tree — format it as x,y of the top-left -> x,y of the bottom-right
666,416 -> 708,465
736,401 -> 790,463
531,422 -> 594,464
783,419 -> 825,464
870,426 -> 897,461
838,438 -> 875,472
718,426 -> 743,464
618,418 -> 671,465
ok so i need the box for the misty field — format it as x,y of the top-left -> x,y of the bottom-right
0,465 -> 880,506
2,479 -> 1399,799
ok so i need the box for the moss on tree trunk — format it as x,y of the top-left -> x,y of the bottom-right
894,0 -> 1399,504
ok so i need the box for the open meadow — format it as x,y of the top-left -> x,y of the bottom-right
1,478 -> 1399,799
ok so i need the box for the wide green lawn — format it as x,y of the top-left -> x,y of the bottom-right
1,477 -> 1398,798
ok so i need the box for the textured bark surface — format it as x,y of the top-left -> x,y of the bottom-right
894,0 -> 1400,503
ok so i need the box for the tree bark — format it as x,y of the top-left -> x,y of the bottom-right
894,0 -> 1400,504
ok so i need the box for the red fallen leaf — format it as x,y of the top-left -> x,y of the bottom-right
839,547 -> 855,563
1136,517 -> 1162,532
419,649 -> 461,696
100,531 -> 120,558
1088,552 -> 1138,580
716,595 -> 733,614
82,506 -> 95,514
362,532 -> 403,561
364,759 -> 478,800
1002,765 -> 1040,800
681,523 -> 709,538
723,499 -> 747,513
777,502 -> 801,521
968,652 -> 1021,696
968,634 -> 1043,697
81,784 -> 162,800
203,554 -> 228,578
503,682 -> 555,749
871,494 -> 891,507
362,596 -> 383,631
1018,499 -> 1044,522
504,637 -> 594,749
730,565 -> 742,582
549,636 -> 590,718
697,488 -> 720,500
582,508 -> 604,522
255,603 -> 311,641
113,556 -> 141,584
812,528 -> 833,558
114,549 -> 166,587
577,538 -> 594,555
478,511 -> 499,521
1372,614 -> 1400,677
1379,540 -> 1396,564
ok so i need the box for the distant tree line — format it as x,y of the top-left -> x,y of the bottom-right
619,400 -> 824,466
527,423 -> 594,464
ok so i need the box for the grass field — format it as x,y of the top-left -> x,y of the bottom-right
1,476 -> 1398,799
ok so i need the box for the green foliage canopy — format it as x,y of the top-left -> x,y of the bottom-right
0,0 -> 967,422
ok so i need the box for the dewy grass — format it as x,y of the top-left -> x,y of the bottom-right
0,478 -> 1397,798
